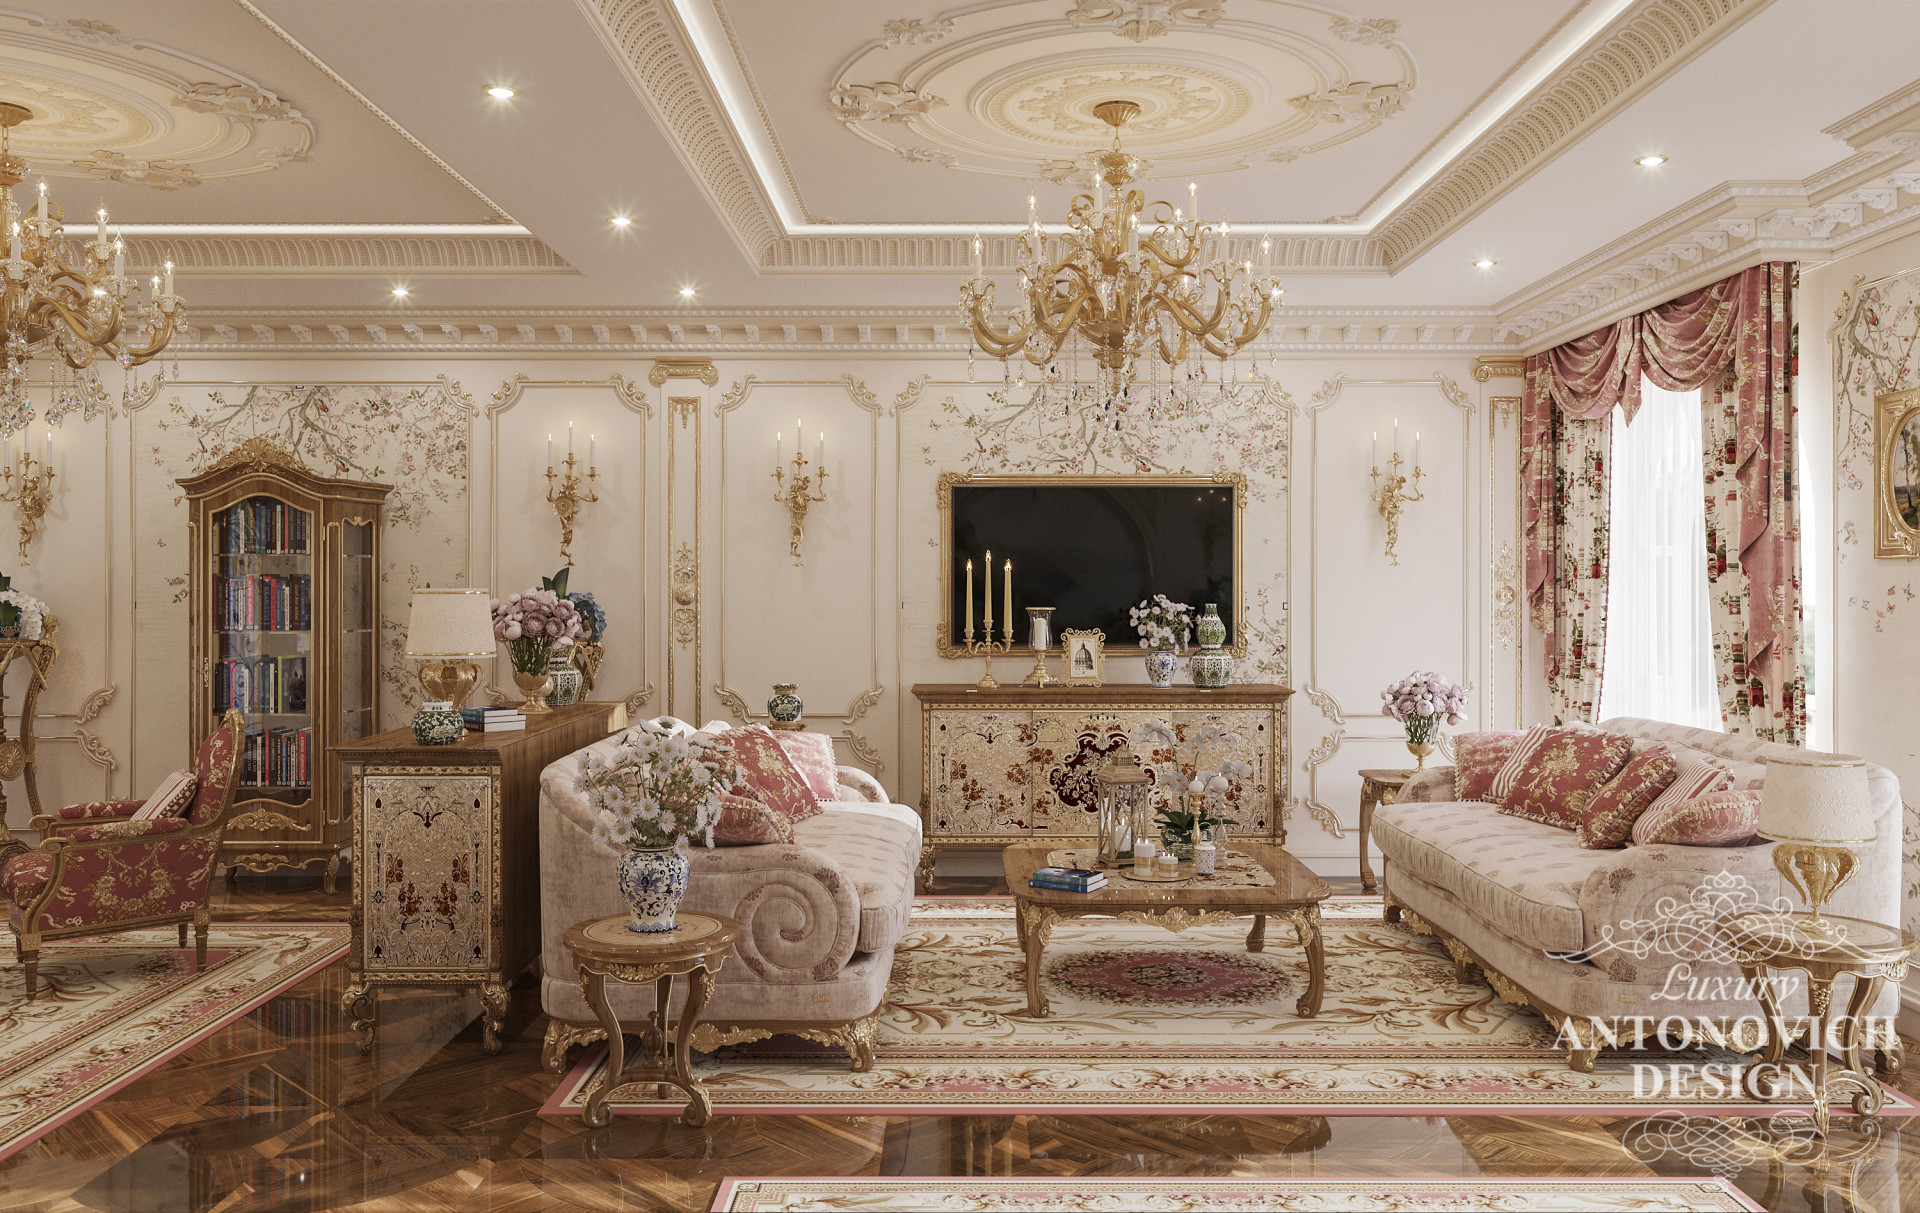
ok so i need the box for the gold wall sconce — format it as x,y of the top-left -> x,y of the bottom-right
545,422 -> 599,563
0,430 -> 54,564
772,419 -> 828,566
1369,420 -> 1424,567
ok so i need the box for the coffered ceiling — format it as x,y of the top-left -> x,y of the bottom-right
7,0 -> 1920,352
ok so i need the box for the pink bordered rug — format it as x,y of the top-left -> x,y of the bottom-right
709,1175 -> 1764,1211
545,898 -> 1920,1120
0,923 -> 349,1160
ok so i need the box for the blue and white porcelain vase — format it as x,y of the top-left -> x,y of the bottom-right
545,650 -> 584,708
1144,648 -> 1178,689
411,700 -> 464,746
1188,603 -> 1234,688
617,846 -> 690,933
767,682 -> 803,725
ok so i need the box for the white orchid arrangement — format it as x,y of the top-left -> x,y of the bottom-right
0,588 -> 49,639
577,721 -> 740,852
1129,718 -> 1252,835
1129,594 -> 1194,651
1381,671 -> 1468,747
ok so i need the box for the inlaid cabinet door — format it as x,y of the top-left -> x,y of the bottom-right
1028,710 -> 1155,836
358,768 -> 497,973
1169,709 -> 1276,836
927,711 -> 1033,836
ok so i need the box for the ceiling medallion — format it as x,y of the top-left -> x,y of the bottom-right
0,103 -> 185,430
960,99 -> 1280,405
1065,0 -> 1227,43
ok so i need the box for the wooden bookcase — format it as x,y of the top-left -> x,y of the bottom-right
179,437 -> 391,891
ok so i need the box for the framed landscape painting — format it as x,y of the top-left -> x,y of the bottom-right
1876,386 -> 1920,557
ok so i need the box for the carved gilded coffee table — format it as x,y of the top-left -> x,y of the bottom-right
1003,841 -> 1331,1019
563,911 -> 741,1128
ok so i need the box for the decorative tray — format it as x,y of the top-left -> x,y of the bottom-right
1120,867 -> 1194,883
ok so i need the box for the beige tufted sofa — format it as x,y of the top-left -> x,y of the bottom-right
1375,717 -> 1904,1073
538,718 -> 920,1074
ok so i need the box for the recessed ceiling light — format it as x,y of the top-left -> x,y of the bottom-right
1636,154 -> 1668,167
679,286 -> 696,299
1473,258 -> 1496,269
486,85 -> 516,100
391,285 -> 409,299
611,214 -> 631,229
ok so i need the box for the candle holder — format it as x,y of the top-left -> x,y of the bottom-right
961,625 -> 1012,689
1369,450 -> 1425,566
545,453 -> 599,563
1022,606 -> 1057,687
0,451 -> 53,564
772,450 -> 828,567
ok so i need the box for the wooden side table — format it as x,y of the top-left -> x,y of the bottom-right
1722,910 -> 1915,1136
1356,769 -> 1411,893
564,911 -> 741,1128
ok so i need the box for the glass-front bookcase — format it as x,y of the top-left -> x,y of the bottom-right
181,438 -> 390,892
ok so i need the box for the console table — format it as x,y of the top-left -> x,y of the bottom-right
909,683 -> 1292,889
333,701 -> 625,1053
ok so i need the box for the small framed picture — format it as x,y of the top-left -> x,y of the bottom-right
1876,386 -> 1920,557
1061,629 -> 1105,686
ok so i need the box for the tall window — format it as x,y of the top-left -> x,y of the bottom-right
1597,380 -> 1721,729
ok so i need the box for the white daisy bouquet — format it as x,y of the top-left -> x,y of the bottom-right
1381,670 -> 1467,748
1129,594 -> 1194,651
577,721 -> 740,851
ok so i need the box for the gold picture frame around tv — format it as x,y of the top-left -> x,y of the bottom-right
1060,629 -> 1106,686
1876,386 -> 1920,558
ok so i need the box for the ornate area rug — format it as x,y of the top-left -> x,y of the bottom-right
709,1176 -> 1764,1211
0,923 -> 350,1160
546,899 -> 1920,1118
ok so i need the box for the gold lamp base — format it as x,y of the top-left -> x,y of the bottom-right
418,661 -> 482,712
1772,842 -> 1861,938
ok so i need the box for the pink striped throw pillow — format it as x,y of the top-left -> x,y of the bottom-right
131,769 -> 198,821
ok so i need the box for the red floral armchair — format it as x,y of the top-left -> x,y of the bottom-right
2,709 -> 244,998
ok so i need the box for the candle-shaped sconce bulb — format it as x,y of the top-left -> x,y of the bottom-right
775,430 -> 781,465
1372,431 -> 1378,467
795,419 -> 802,458
112,233 -> 123,278
1415,430 -> 1421,465
1188,180 -> 1198,225
1003,558 -> 1012,640
1393,418 -> 1399,456
547,433 -> 553,465
164,259 -> 173,296
568,420 -> 574,456
817,430 -> 824,466
589,433 -> 595,466
984,550 -> 993,631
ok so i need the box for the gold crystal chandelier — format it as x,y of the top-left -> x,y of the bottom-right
960,100 -> 1281,396
1,102 -> 184,431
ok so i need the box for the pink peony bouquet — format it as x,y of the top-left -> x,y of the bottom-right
1381,671 -> 1467,750
492,587 -> 584,673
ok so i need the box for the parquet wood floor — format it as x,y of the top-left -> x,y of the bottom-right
3,870 -> 1913,1211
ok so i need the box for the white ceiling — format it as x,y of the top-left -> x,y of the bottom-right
6,0 -> 1920,346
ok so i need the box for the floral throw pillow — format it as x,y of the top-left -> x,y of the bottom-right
710,792 -> 796,846
1453,731 -> 1525,802
1494,726 -> 1634,830
1635,790 -> 1762,847
1575,742 -> 1678,849
717,725 -> 823,822
771,730 -> 839,804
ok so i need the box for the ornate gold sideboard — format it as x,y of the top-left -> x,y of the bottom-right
909,683 -> 1293,889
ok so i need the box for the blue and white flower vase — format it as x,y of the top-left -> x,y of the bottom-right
546,650 -> 584,707
617,846 -> 690,933
1189,603 -> 1234,688
1144,648 -> 1178,689
411,700 -> 464,746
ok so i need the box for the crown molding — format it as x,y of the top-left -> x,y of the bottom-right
115,233 -> 572,275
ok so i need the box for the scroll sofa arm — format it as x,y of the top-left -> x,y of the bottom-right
832,766 -> 888,804
1398,768 -> 1456,803
32,799 -> 145,830
681,842 -> 865,985
1576,842 -> 1786,982
53,817 -> 194,844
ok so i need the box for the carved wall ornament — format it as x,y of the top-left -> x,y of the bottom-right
76,150 -> 202,190
1492,543 -> 1519,648
41,17 -> 133,46
1328,15 -> 1399,44
830,82 -> 947,123
670,542 -> 699,645
174,82 -> 302,123
1472,357 -> 1526,382
1302,685 -> 1345,725
1290,81 -> 1409,125
1064,1 -> 1227,43
1490,396 -> 1521,425
881,17 -> 954,46
649,358 -> 718,387
672,396 -> 699,428
1011,68 -> 1235,139
896,145 -> 957,166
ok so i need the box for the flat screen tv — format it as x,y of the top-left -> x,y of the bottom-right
941,474 -> 1242,655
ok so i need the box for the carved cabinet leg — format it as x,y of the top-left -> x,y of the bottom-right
342,983 -> 377,1054
480,981 -> 511,1055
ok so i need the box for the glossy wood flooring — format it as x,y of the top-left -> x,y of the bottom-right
0,869 -> 1913,1211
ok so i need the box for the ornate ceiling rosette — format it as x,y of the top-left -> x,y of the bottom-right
830,0 -> 1413,184
0,8 -> 314,190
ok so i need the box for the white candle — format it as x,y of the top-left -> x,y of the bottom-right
112,236 -> 123,278
589,433 -> 595,465
37,182 -> 47,224
1261,237 -> 1272,277
1415,430 -> 1421,464
164,260 -> 173,295
965,559 -> 973,637
1003,558 -> 1012,638
983,550 -> 993,632
795,419 -> 802,458
1393,419 -> 1399,455
568,420 -> 574,456
1028,195 -> 1037,227
1188,181 -> 1198,225
1372,431 -> 1378,466
817,430 -> 824,465
775,431 -> 781,465
547,433 -> 553,464
971,236 -> 982,278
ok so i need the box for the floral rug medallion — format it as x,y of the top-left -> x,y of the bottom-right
0,924 -> 350,1159
1048,948 -> 1291,1007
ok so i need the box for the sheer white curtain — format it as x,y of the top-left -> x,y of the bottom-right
1597,379 -> 1721,729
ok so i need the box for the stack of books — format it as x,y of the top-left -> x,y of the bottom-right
461,706 -> 527,733
1028,866 -> 1107,893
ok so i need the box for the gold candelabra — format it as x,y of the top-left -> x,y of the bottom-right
772,450 -> 828,566
1369,450 -> 1425,566
0,449 -> 52,563
544,453 -> 598,562
961,551 -> 1015,688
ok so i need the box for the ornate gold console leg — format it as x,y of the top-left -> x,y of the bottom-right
917,842 -> 937,893
342,983 -> 377,1054
1876,1036 -> 1905,1078
1287,906 -> 1324,1018
480,981 -> 511,1055
542,1018 -> 606,1075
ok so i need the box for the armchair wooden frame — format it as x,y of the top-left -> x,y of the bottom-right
8,709 -> 246,997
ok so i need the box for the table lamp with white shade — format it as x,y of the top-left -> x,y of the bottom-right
1758,753 -> 1876,938
404,587 -> 494,714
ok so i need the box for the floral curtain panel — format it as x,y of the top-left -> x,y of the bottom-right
1523,262 -> 1803,741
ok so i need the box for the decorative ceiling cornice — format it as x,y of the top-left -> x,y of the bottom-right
115,233 -> 572,275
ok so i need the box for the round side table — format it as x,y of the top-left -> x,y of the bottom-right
563,910 -> 741,1128
1721,909 -> 1915,1137
1356,769 -> 1411,893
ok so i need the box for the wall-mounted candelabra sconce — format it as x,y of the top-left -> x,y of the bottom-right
545,422 -> 598,563
772,419 -> 828,566
1369,420 -> 1424,567
0,430 -> 54,564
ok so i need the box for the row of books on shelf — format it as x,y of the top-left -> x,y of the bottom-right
218,574 -> 313,632
214,656 -> 309,715
241,724 -> 311,788
1029,866 -> 1107,893
220,498 -> 311,555
462,706 -> 526,732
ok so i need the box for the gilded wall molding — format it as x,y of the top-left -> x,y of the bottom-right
1301,685 -> 1345,725
650,358 -> 719,387
1472,357 -> 1525,382
1492,542 -> 1519,649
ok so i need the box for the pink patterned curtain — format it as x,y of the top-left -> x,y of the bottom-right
1523,262 -> 1803,741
